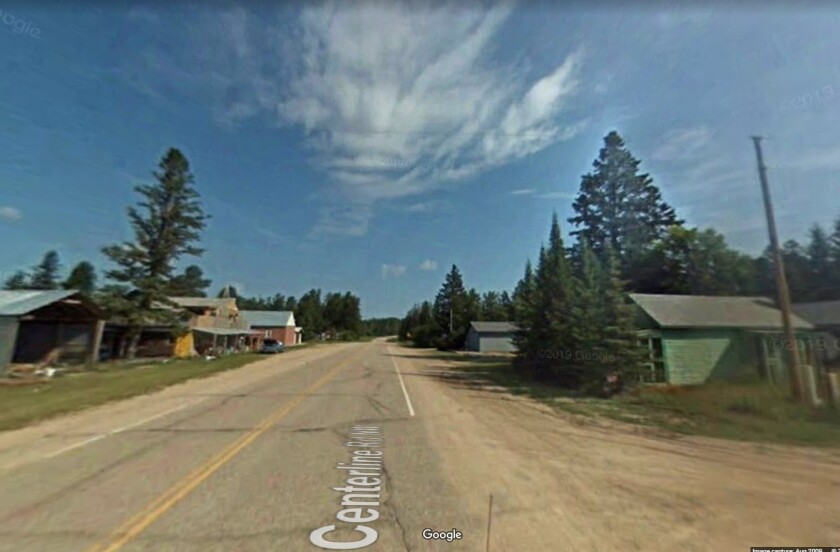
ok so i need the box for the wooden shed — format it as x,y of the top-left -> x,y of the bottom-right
0,290 -> 104,375
630,293 -> 820,385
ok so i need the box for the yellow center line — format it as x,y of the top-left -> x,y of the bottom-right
85,350 -> 358,552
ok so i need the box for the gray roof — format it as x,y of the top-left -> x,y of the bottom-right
0,290 -> 80,316
629,293 -> 814,330
169,297 -> 235,309
192,327 -> 257,336
793,300 -> 840,327
240,310 -> 294,327
469,321 -> 516,333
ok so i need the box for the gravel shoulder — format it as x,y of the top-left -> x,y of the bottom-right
395,346 -> 840,551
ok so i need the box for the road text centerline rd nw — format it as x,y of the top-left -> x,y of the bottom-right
84,357 -> 354,552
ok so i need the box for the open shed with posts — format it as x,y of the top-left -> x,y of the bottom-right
0,290 -> 105,375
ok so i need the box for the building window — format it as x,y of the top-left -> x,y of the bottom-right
639,337 -> 666,384
264,329 -> 271,338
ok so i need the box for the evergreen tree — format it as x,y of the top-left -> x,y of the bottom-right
511,260 -> 537,358
433,265 -> 469,347
465,289 -> 481,325
63,261 -> 97,294
3,270 -> 29,290
530,214 -> 578,380
480,291 -> 509,321
806,224 -> 835,300
167,265 -> 211,297
570,239 -> 606,366
601,245 -> 642,378
30,250 -> 61,290
569,131 -> 682,277
499,290 -> 514,319
102,148 -> 208,358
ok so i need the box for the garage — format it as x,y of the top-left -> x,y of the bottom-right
0,290 -> 104,375
465,321 -> 517,353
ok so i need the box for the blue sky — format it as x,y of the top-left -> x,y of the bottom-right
2,2 -> 840,317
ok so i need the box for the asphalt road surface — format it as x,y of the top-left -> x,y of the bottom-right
0,340 -> 839,551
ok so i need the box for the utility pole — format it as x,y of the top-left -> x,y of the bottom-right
751,136 -> 803,400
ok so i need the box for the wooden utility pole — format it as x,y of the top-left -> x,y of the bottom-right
751,136 -> 803,400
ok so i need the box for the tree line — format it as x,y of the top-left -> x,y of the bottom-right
398,265 -> 514,348
399,130 -> 840,390
223,286 -> 363,341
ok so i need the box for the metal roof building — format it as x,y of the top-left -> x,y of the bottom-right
465,321 -> 517,353
0,290 -> 104,376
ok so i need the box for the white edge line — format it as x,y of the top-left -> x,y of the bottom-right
111,398 -> 206,434
44,434 -> 106,458
389,346 -> 415,417
42,398 -> 207,461
28,346 -> 346,464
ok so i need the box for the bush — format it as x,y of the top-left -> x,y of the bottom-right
412,324 -> 442,348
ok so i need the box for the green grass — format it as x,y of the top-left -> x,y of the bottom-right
0,348 -> 309,431
416,349 -> 840,446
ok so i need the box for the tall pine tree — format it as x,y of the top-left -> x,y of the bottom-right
102,148 -> 208,358
569,131 -> 682,279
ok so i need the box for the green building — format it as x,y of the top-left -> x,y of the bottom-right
629,294 -> 820,385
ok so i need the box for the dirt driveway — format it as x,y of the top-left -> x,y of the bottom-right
398,348 -> 840,551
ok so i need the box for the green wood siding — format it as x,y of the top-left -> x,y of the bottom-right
662,329 -> 760,384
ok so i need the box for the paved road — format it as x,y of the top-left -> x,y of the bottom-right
1,340 -> 839,551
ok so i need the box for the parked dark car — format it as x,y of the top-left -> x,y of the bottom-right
260,339 -> 285,354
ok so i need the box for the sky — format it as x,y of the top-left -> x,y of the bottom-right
2,1 -> 840,317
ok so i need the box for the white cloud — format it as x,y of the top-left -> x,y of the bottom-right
381,264 -> 407,279
180,3 -> 586,236
308,203 -> 372,239
419,259 -> 438,271
0,206 -> 22,222
508,188 -> 536,196
651,126 -> 713,162
406,200 -> 446,213
536,191 -> 575,200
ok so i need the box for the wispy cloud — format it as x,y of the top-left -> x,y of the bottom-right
419,259 -> 438,271
381,263 -> 407,279
178,3 -> 586,236
536,191 -> 575,200
406,200 -> 447,213
651,126 -> 713,162
0,206 -> 22,222
309,203 -> 372,239
508,188 -> 536,196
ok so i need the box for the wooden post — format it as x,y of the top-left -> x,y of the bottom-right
751,136 -> 803,400
88,320 -> 105,367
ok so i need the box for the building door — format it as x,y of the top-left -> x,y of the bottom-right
759,337 -> 787,385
